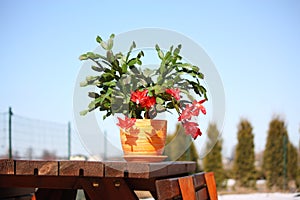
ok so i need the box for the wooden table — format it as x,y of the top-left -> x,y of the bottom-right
0,159 -> 196,199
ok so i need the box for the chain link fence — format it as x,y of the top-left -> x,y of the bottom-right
0,108 -> 75,160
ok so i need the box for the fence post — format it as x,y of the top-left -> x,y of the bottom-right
68,122 -> 71,160
8,107 -> 13,159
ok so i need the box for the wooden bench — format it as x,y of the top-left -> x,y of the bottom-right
0,159 -> 197,200
155,172 -> 218,200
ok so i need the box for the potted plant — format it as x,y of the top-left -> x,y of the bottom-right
79,34 -> 208,162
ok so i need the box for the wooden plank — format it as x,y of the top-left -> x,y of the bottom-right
59,161 -> 103,177
187,161 -> 197,172
196,188 -> 209,200
104,161 -> 165,178
104,161 -> 195,179
204,172 -> 218,200
193,172 -> 209,199
15,160 -> 58,176
148,162 -> 195,178
193,172 -> 206,189
104,161 -> 164,178
104,161 -> 196,178
155,171 -> 212,200
155,178 -> 181,200
104,161 -> 128,177
127,162 -> 169,178
0,159 -> 14,175
178,176 -> 196,200
126,163 -> 150,178
167,161 -> 196,176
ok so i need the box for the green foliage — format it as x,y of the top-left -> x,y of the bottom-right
203,123 -> 226,188
296,167 -> 300,189
287,142 -> 298,181
233,119 -> 256,188
164,124 -> 200,171
79,34 -> 207,120
263,116 -> 291,190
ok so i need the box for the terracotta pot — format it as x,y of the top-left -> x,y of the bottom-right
120,119 -> 167,161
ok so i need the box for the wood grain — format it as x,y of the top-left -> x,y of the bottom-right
15,160 -> 58,176
59,161 -> 103,177
156,172 -> 218,200
178,176 -> 196,200
155,178 -> 181,199
104,161 -> 195,179
204,172 -> 218,200
167,161 -> 196,176
104,161 -> 128,177
0,159 -> 14,175
0,160 -> 206,200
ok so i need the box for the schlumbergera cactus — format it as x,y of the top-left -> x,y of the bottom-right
79,34 -> 208,139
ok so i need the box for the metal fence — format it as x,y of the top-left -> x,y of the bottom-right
0,107 -> 73,160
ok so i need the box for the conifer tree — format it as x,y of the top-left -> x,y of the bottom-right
287,142 -> 298,181
203,123 -> 225,188
263,117 -> 288,189
233,119 -> 256,188
164,124 -> 200,171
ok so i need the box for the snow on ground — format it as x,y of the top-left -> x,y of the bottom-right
142,193 -> 300,200
219,193 -> 300,200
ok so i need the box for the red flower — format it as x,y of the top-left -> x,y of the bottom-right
178,104 -> 194,121
140,96 -> 156,109
130,89 -> 148,105
193,99 -> 206,115
182,121 -> 202,139
178,99 -> 207,121
166,88 -> 181,100
116,116 -> 136,129
131,89 -> 156,109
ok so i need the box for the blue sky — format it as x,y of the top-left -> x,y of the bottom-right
1,0 -> 300,157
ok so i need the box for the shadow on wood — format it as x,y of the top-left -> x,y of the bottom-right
155,172 -> 218,200
0,188 -> 35,200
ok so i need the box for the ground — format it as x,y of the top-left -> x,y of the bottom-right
218,193 -> 300,200
142,192 -> 300,200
